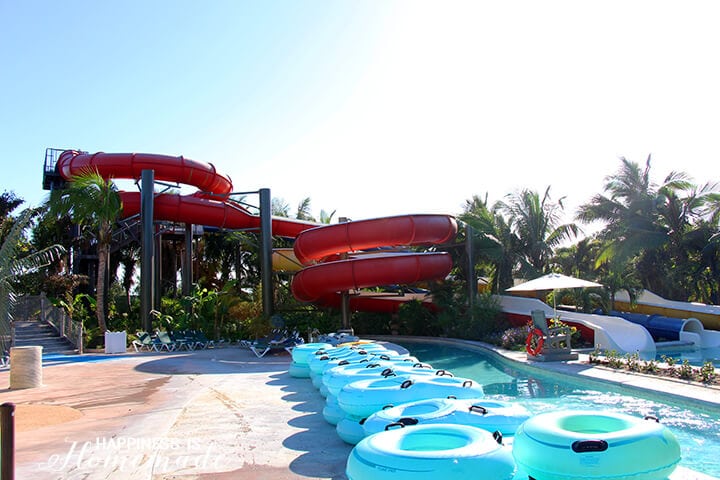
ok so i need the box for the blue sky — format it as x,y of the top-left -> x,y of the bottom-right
2,1 -> 720,226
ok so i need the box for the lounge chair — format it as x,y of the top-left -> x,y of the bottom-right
528,310 -> 578,361
168,330 -> 193,350
249,329 -> 302,358
132,331 -> 160,352
154,331 -> 177,351
317,331 -> 359,346
283,331 -> 305,354
190,330 -> 215,349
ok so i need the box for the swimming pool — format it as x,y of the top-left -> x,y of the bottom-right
656,345 -> 720,368
395,339 -> 720,478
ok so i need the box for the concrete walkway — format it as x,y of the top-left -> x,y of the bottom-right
0,348 -> 352,480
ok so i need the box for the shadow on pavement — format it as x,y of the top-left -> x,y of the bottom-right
268,372 -> 352,479
133,348 -> 292,375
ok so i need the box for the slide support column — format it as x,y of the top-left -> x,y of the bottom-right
182,223 -> 193,296
339,216 -> 351,330
154,225 -> 162,310
140,170 -> 154,333
466,224 -> 475,314
341,292 -> 351,330
259,188 -> 273,319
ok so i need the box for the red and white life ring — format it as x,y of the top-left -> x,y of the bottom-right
525,328 -> 544,356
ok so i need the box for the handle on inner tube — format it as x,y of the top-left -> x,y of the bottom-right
469,405 -> 488,415
572,439 -> 609,453
385,422 -> 405,431
400,379 -> 414,389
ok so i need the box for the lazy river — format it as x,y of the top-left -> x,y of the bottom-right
394,339 -> 720,478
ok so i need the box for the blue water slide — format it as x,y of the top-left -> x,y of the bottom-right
609,311 -> 682,341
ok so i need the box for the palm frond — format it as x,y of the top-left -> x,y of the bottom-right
0,209 -> 35,266
1,244 -> 66,282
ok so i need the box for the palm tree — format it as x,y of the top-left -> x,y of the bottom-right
577,156 -> 676,265
459,194 -> 519,291
295,197 -> 314,221
578,156 -> 720,299
319,209 -> 336,224
271,198 -> 290,217
698,228 -> 720,304
0,191 -> 24,221
46,169 -> 122,332
495,187 -> 579,277
294,197 -> 335,223
1,209 -> 65,352
111,243 -> 139,310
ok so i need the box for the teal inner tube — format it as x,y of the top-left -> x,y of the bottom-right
512,410 -> 681,480
362,397 -> 530,438
346,423 -> 515,480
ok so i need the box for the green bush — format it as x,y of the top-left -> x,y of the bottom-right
351,311 -> 391,336
437,292 -> 503,341
397,300 -> 441,336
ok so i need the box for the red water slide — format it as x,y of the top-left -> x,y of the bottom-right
291,215 -> 457,312
56,151 -> 316,237
57,151 -> 233,197
57,151 -> 458,312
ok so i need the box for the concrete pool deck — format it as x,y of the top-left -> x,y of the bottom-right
0,341 -> 718,480
0,347 -> 353,479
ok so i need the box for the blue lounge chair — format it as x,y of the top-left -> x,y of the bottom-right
249,329 -> 302,358
154,331 -> 177,351
132,331 -> 161,352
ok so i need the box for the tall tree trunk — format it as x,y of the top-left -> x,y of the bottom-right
96,243 -> 108,332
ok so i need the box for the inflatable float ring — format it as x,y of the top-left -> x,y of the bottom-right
526,328 -> 544,356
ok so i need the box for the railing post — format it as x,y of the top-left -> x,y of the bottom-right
0,402 -> 15,480
77,314 -> 83,355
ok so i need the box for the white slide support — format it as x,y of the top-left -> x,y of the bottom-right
497,295 -> 657,355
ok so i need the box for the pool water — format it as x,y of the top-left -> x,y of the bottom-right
655,346 -> 720,368
397,340 -> 720,478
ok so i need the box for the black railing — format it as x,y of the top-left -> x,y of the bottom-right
42,147 -> 86,191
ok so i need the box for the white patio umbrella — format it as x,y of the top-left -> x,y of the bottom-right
506,273 -> 603,316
